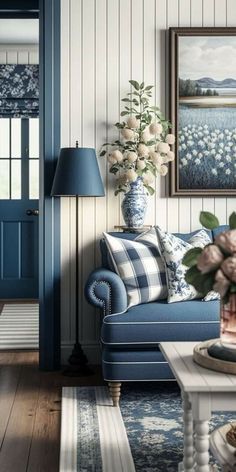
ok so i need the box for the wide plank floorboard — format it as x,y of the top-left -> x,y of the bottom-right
0,351 -> 103,472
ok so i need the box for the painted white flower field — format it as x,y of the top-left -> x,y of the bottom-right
179,106 -> 236,189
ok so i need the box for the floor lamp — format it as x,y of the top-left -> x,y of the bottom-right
51,142 -> 105,375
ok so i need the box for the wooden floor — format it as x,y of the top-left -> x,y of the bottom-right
0,351 -> 103,472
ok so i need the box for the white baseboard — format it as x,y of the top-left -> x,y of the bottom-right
61,341 -> 101,365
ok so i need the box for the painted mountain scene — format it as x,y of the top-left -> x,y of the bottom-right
178,36 -> 236,190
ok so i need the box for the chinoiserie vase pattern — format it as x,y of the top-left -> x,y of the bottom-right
220,294 -> 236,349
121,177 -> 148,228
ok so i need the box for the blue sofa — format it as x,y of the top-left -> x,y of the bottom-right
85,227 -> 224,405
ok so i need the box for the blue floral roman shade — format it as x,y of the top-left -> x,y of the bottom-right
0,64 -> 39,118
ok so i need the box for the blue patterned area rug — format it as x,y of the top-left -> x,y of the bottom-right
60,383 -> 233,471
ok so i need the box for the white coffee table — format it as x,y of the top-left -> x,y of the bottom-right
160,341 -> 236,472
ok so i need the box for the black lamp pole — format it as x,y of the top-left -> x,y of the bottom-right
51,142 -> 105,376
63,194 -> 92,376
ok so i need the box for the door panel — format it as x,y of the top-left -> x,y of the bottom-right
0,118 -> 39,299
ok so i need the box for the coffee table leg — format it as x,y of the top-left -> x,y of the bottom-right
179,391 -> 195,471
194,420 -> 210,472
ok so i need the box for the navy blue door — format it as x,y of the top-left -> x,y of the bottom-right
0,118 -> 39,299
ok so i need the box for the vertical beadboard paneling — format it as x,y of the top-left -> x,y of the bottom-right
155,0 -> 167,229
166,0 -> 179,232
215,0 -> 226,25
178,0 -> 191,231
60,0 -> 236,362
227,0 -> 236,26
107,0 -> 120,230
81,0 -> 97,343
119,0 -> 131,225
17,51 -> 29,64
60,0 -> 72,345
6,51 -> 17,63
95,0 -> 108,252
202,0 -> 215,214
203,0 -> 214,25
225,0 -> 236,219
189,0 -> 203,230
143,0 -> 156,224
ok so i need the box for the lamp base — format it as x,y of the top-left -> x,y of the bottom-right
63,342 -> 93,376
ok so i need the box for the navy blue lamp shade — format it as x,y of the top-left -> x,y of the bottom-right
51,147 -> 105,197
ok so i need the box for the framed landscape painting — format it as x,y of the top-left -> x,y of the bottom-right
170,27 -> 236,196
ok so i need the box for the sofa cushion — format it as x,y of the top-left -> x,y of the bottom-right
156,227 -> 216,303
103,228 -> 167,308
101,299 -> 220,345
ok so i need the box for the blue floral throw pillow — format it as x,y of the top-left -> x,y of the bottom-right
155,227 -> 216,303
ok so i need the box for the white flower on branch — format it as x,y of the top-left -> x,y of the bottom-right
159,165 -> 168,176
138,143 -> 149,157
165,134 -> 175,145
111,150 -> 123,163
136,159 -> 146,170
127,151 -> 138,163
157,142 -> 170,154
127,116 -> 140,129
121,128 -> 135,140
149,122 -> 163,135
126,169 -> 138,182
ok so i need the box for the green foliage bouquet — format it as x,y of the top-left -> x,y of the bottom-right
183,211 -> 236,304
100,80 -> 175,196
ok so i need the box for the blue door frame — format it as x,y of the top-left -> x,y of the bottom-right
39,0 -> 61,370
0,0 -> 61,370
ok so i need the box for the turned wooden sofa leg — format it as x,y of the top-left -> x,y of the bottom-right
108,382 -> 121,406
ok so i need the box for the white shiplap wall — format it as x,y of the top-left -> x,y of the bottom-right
0,44 -> 38,65
60,0 -> 236,363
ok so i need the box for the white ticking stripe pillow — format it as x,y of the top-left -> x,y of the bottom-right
103,228 -> 167,309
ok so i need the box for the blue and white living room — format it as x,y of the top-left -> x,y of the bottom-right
1,0 -> 236,471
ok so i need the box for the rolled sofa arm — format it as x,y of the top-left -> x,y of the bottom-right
85,268 -> 128,316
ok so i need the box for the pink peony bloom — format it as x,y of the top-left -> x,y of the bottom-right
221,256 -> 236,282
215,230 -> 236,254
213,269 -> 230,297
197,244 -> 224,274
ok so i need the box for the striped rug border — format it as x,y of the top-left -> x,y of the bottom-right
60,386 -> 135,472
0,303 -> 39,349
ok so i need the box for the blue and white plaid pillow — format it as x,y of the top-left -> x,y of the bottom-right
103,228 -> 167,308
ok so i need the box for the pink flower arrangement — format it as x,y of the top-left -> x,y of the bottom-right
183,211 -> 236,304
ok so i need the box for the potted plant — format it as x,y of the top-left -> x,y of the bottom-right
183,211 -> 236,350
100,80 -> 175,227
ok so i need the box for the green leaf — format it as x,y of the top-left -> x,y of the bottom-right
121,98 -> 131,102
182,247 -> 203,267
140,81 -> 145,89
129,80 -> 140,90
185,265 -> 201,286
114,188 -> 125,196
109,165 -> 120,174
114,123 -> 125,129
229,212 -> 236,229
145,85 -> 154,91
99,150 -> 107,157
199,211 -> 219,230
120,111 -> 129,116
144,185 -> 155,195
146,140 -> 156,146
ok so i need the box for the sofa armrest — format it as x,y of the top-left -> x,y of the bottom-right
85,268 -> 128,316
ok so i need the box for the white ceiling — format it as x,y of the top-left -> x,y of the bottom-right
0,19 -> 38,44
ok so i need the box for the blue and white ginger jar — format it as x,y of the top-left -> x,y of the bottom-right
121,177 -> 148,228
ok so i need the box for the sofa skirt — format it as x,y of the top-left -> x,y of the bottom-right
102,347 -> 175,381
